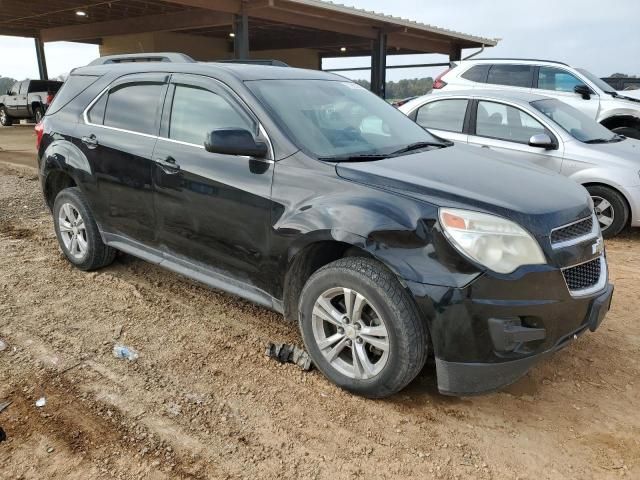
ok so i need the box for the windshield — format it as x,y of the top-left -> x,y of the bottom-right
531,98 -> 617,143
576,68 -> 616,94
246,79 -> 445,159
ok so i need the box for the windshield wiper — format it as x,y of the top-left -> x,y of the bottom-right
319,154 -> 391,162
584,137 -> 617,144
390,141 -> 451,156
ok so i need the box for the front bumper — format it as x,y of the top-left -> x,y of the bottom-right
408,265 -> 614,396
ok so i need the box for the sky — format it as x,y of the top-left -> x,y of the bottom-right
0,0 -> 639,82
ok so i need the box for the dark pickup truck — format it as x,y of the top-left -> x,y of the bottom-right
0,79 -> 62,126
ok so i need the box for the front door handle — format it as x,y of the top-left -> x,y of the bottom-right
481,145 -> 491,149
81,134 -> 98,149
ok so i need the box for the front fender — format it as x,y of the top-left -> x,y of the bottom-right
275,192 -> 482,288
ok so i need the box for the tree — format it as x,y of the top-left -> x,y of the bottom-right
353,77 -> 434,99
609,73 -> 637,78
0,76 -> 17,93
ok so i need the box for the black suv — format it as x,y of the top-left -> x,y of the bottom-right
37,53 -> 613,398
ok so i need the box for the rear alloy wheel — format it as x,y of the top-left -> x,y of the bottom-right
53,187 -> 117,270
299,257 -> 428,398
0,107 -> 12,126
587,185 -> 629,238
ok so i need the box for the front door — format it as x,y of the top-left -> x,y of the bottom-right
152,74 -> 274,290
535,66 -> 600,121
74,73 -> 168,245
467,100 -> 564,172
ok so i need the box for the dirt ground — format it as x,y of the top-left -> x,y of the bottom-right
0,128 -> 639,479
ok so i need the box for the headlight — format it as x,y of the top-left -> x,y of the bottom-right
439,208 -> 546,274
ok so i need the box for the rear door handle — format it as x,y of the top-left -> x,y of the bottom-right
81,134 -> 98,149
156,155 -> 180,173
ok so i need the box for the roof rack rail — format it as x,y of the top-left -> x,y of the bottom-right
216,59 -> 290,67
461,58 -> 570,66
88,52 -> 195,66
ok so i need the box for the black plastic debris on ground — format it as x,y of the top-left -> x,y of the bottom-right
0,427 -> 6,443
265,343 -> 313,371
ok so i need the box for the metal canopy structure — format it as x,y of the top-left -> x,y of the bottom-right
0,0 -> 497,97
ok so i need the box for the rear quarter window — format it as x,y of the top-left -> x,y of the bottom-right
47,75 -> 99,115
461,64 -> 490,83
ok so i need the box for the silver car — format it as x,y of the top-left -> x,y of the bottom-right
399,90 -> 640,237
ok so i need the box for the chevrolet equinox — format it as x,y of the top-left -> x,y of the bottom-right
37,53 -> 613,398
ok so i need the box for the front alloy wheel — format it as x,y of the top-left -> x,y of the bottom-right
299,257 -> 428,398
312,287 -> 390,379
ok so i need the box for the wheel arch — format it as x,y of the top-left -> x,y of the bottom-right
582,181 -> 632,227
43,169 -> 78,210
600,114 -> 640,131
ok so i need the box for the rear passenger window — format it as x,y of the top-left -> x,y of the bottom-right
415,100 -> 468,133
169,85 -> 254,146
103,83 -> 164,135
461,65 -> 490,83
487,65 -> 533,88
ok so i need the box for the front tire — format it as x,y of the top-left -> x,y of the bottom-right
586,185 -> 629,238
611,126 -> 640,140
53,187 -> 116,271
298,257 -> 428,398
0,106 -> 12,126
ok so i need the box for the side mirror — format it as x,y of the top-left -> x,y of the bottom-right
528,133 -> 555,150
574,84 -> 592,100
204,128 -> 268,158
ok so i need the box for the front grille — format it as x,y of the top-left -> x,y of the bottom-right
551,216 -> 594,245
563,257 -> 602,291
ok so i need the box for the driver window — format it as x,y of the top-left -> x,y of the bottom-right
537,67 -> 584,93
476,101 -> 546,143
19,81 -> 28,94
169,84 -> 255,146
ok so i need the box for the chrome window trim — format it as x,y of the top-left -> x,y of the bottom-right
550,213 -> 600,249
561,255 -> 607,298
81,81 -> 275,163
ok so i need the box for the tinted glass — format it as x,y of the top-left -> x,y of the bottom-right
247,79 -> 444,159
537,67 -> 583,92
48,75 -> 98,115
487,65 -> 533,88
8,82 -> 19,95
103,83 -> 164,135
416,100 -> 468,132
169,85 -> 254,146
461,65 -> 490,83
476,101 -> 546,143
576,68 -> 615,93
531,99 -> 615,142
28,81 -> 62,93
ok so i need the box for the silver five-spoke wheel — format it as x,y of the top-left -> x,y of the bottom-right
312,287 -> 389,380
592,195 -> 614,231
58,202 -> 88,259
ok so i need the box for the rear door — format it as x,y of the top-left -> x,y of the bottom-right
5,82 -> 21,116
74,73 -> 168,245
411,98 -> 470,143
152,73 -> 274,289
467,99 -> 564,172
17,81 -> 30,117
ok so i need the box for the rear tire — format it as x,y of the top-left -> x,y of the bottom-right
33,106 -> 44,124
53,187 -> 116,271
586,185 -> 628,238
298,257 -> 428,398
0,107 -> 12,126
611,126 -> 640,140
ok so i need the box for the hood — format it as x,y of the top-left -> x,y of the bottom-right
336,143 -> 592,237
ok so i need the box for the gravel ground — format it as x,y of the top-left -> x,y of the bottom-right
0,162 -> 639,479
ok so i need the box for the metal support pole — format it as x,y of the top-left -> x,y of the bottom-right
34,38 -> 48,80
233,13 -> 249,59
370,31 -> 387,98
